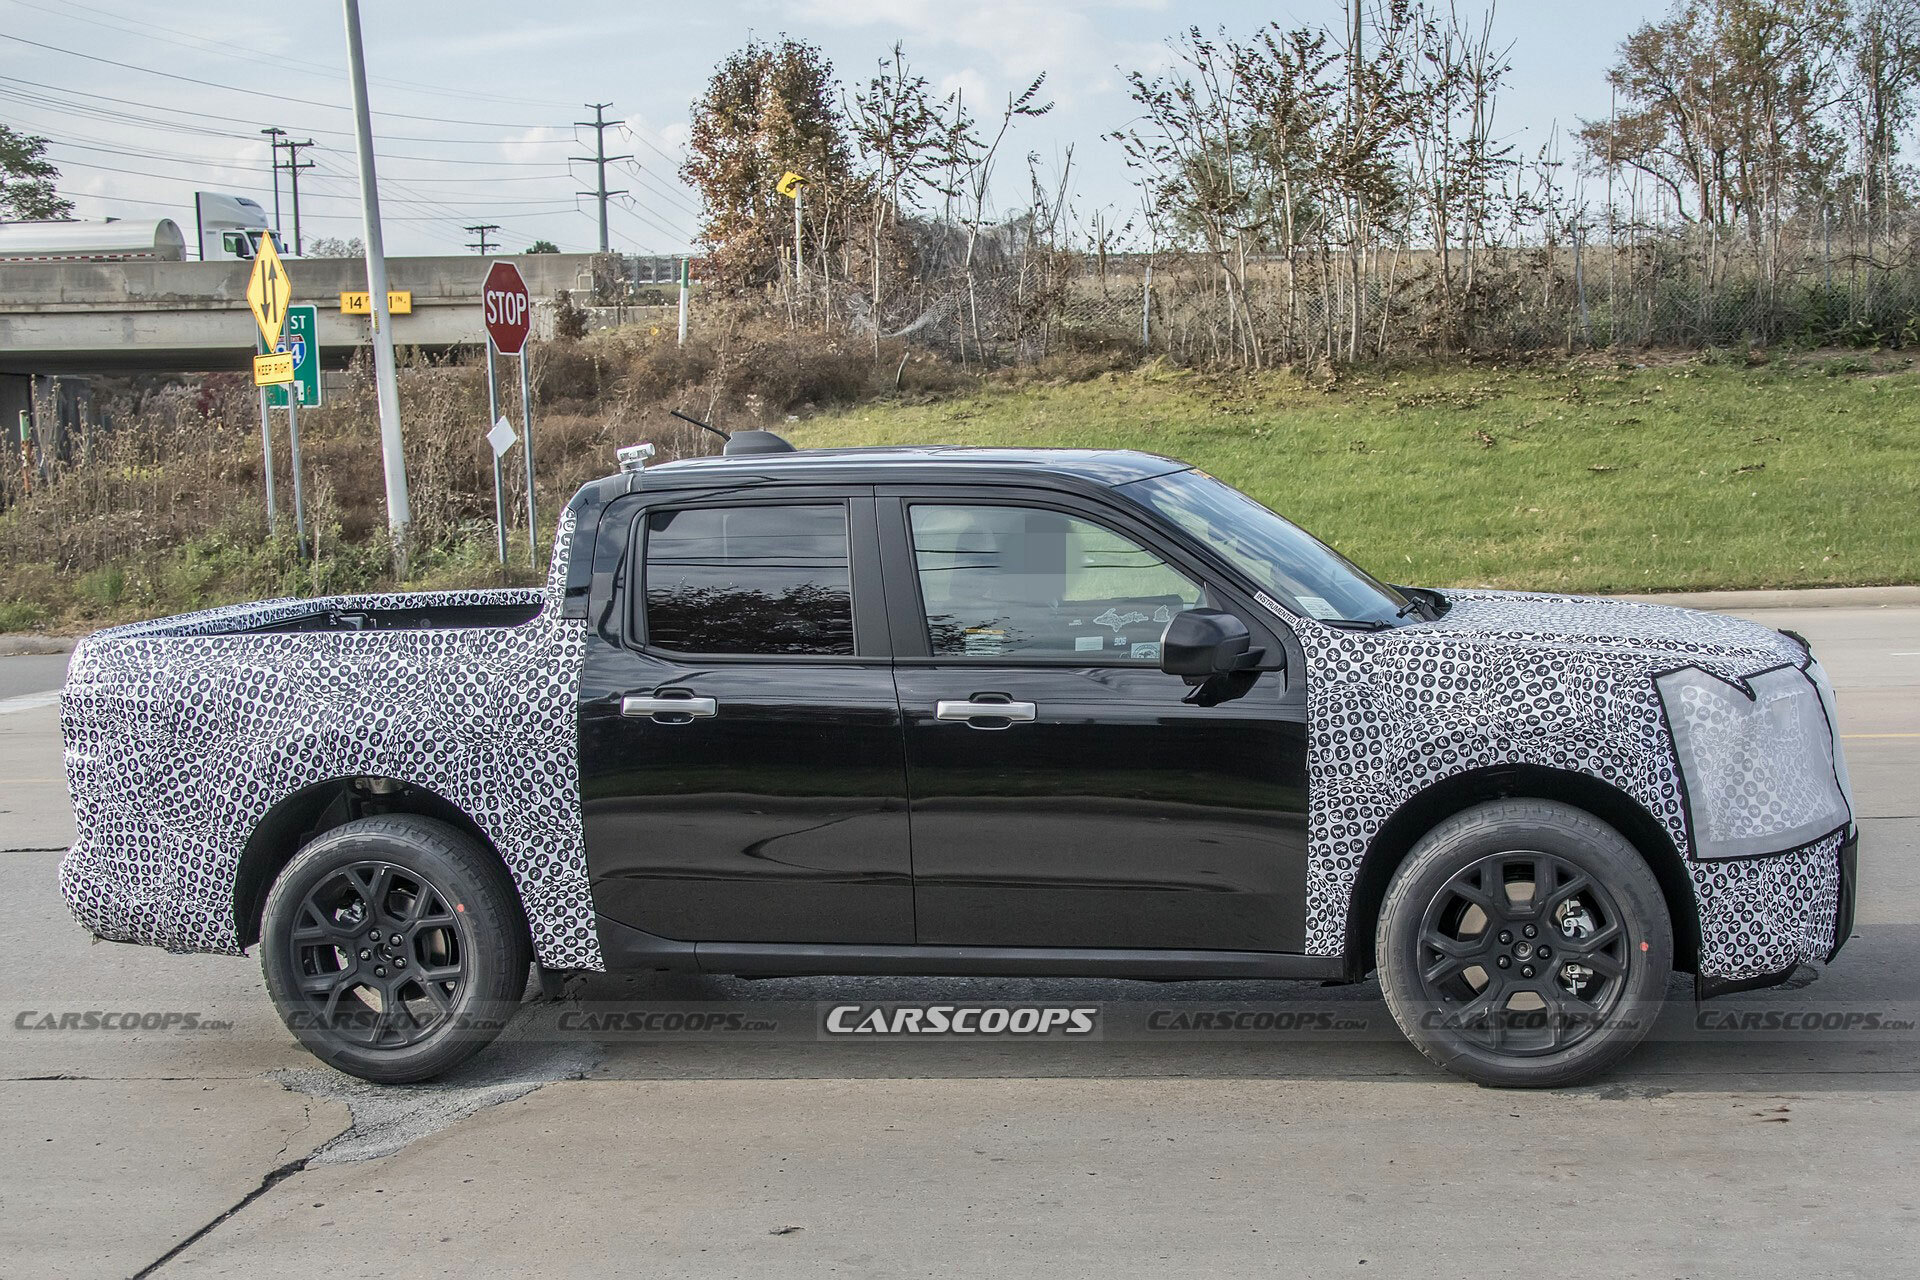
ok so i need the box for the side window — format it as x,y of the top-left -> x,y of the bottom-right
643,504 -> 855,656
908,504 -> 1203,660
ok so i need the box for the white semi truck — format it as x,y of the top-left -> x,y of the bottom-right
0,191 -> 272,263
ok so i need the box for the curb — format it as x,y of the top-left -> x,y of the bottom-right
0,635 -> 79,657
1613,586 -> 1920,612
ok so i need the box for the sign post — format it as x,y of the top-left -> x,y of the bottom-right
247,233 -> 298,550
487,413 -> 517,568
482,260 -> 535,562
484,340 -> 505,564
257,387 -> 277,527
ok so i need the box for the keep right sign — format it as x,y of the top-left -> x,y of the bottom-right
482,260 -> 532,355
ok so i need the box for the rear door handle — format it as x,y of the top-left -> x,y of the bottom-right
935,699 -> 1037,728
621,694 -> 719,721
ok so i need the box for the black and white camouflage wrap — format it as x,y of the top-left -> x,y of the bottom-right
59,507 -> 1852,985
1274,589 -> 1853,979
60,508 -> 602,971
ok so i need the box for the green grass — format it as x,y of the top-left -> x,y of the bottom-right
791,356 -> 1920,593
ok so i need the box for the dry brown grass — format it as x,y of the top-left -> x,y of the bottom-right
0,316 -> 1006,629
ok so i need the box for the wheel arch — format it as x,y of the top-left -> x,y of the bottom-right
233,776 -> 518,950
1340,764 -> 1700,980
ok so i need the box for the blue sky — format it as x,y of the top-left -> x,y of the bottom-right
0,0 -> 1671,257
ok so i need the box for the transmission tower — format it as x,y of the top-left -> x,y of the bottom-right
573,103 -> 631,253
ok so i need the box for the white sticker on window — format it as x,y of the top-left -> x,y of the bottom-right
1293,595 -> 1342,621
1075,634 -> 1104,652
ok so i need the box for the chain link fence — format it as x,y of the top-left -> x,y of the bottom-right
610,216 -> 1920,367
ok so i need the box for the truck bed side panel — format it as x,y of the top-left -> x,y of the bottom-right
59,509 -> 604,971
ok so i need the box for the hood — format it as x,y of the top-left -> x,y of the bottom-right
1396,589 -> 1806,671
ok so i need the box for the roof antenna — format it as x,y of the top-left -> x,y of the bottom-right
671,408 -> 729,444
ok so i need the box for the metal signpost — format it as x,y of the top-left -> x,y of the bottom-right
484,337 -> 504,564
487,414 -> 517,566
262,303 -> 318,556
482,260 -> 536,561
247,232 -> 302,556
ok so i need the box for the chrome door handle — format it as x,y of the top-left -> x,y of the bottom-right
621,694 -> 718,720
935,699 -> 1037,727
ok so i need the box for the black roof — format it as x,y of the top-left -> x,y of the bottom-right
638,445 -> 1191,488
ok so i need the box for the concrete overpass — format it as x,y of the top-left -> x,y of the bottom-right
0,253 -> 602,376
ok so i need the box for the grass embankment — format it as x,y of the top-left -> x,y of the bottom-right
795,356 -> 1920,594
0,351 -> 1914,633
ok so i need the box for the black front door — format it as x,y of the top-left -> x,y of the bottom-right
579,491 -> 914,945
883,493 -> 1311,953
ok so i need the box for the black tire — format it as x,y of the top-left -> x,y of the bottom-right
261,815 -> 531,1084
1377,799 -> 1672,1088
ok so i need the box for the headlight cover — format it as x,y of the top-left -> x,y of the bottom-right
1655,663 -> 1853,861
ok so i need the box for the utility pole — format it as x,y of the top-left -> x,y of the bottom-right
572,103 -> 630,253
463,223 -> 501,254
282,138 -> 315,255
341,0 -> 412,559
259,126 -> 285,238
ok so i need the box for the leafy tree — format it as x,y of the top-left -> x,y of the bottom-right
1578,0 -> 1852,234
682,36 -> 855,286
1,124 -> 73,221
848,42 -> 973,352
525,239 -> 560,253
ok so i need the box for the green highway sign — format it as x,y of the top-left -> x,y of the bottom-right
263,305 -> 321,408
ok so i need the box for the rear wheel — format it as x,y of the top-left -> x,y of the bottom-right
1377,799 -> 1671,1088
261,815 -> 530,1083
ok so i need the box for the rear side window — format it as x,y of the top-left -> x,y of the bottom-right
908,503 -> 1202,660
643,504 -> 855,655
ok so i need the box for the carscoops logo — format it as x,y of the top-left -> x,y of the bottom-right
821,1004 -> 1098,1037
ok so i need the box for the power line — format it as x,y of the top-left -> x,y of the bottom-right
0,31 -> 575,132
0,74 -> 564,147
573,103 -> 631,254
1,0 -> 577,112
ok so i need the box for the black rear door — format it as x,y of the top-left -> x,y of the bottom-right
578,487 -> 914,945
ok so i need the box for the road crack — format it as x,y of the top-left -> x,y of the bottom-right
126,1154 -> 312,1280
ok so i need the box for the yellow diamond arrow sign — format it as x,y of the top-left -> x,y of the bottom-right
776,170 -> 806,199
246,231 -> 292,348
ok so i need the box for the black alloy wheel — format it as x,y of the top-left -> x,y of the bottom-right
287,860 -> 467,1051
1414,849 -> 1632,1057
1379,799 -> 1672,1088
262,814 -> 530,1083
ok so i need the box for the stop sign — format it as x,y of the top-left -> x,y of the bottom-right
481,260 -> 532,354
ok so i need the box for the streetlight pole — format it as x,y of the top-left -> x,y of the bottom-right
260,126 -> 285,239
341,0 -> 412,562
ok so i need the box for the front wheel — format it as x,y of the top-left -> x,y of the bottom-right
261,815 -> 531,1083
1377,799 -> 1672,1088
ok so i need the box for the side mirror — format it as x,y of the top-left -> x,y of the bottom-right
1160,609 -> 1262,677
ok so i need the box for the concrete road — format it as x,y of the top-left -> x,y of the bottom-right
1,603 -> 1914,1279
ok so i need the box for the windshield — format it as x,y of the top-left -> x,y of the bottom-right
1119,469 -> 1407,626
